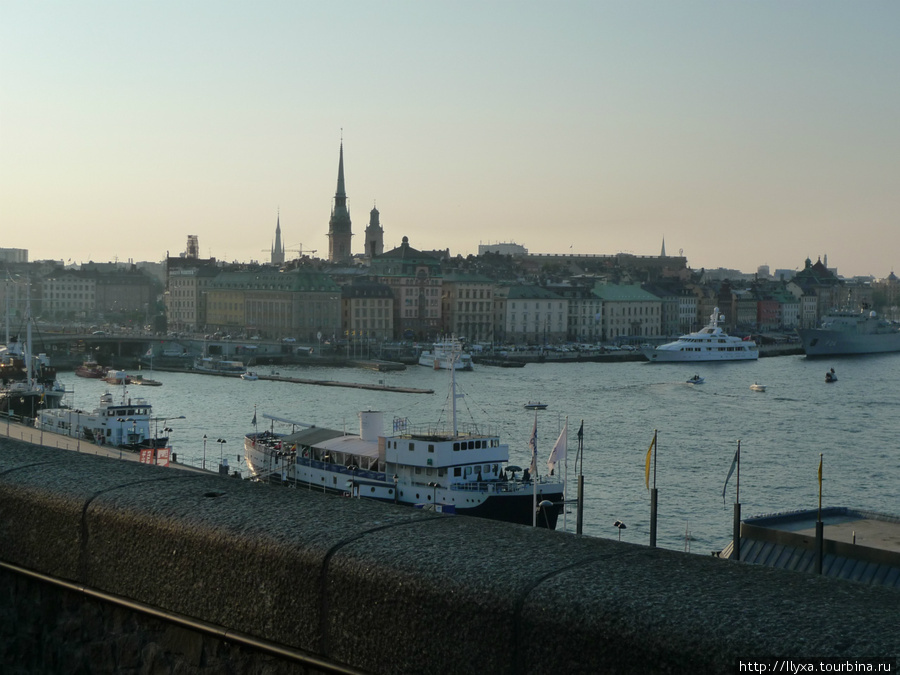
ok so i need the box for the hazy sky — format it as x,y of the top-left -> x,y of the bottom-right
2,2 -> 898,277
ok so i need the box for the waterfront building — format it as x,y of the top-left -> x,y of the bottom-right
40,268 -> 96,320
41,266 -> 157,323
477,242 -> 527,257
788,257 -> 845,326
370,236 -> 442,340
165,258 -> 220,333
440,271 -> 494,343
493,284 -> 567,346
341,280 -> 394,343
592,283 -> 661,343
205,270 -> 341,342
546,284 -> 602,343
327,142 -> 353,263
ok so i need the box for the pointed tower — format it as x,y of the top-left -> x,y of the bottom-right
271,210 -> 285,265
364,203 -> 384,259
327,142 -> 353,262
660,237 -> 667,257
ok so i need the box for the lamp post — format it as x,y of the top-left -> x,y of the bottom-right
202,434 -> 207,470
322,454 -> 330,492
427,481 -> 439,506
393,474 -> 399,504
613,520 -> 627,542
216,438 -> 227,472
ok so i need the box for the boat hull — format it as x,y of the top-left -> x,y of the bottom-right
641,347 -> 758,362
797,329 -> 900,356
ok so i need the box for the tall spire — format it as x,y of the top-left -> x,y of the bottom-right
660,237 -> 666,257
327,138 -> 353,263
271,209 -> 284,265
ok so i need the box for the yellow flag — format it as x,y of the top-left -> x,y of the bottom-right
644,433 -> 656,490
817,454 -> 823,489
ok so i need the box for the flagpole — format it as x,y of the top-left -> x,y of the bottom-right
532,411 -> 537,528
563,415 -> 568,532
815,453 -> 824,574
649,430 -> 658,548
732,440 -> 741,561
576,420 -> 584,535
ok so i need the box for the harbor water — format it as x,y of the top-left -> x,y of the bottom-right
56,354 -> 900,553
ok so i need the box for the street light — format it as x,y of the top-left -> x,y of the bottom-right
427,481 -> 439,505
613,520 -> 627,541
216,438 -> 227,472
393,474 -> 399,504
202,434 -> 207,470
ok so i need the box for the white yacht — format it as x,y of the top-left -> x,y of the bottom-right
641,308 -> 759,363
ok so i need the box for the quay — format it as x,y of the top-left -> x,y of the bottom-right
145,364 -> 434,394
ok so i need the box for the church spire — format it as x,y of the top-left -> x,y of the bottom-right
271,209 -> 285,265
327,139 -> 353,262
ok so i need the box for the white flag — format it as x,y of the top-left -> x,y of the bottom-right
547,420 -> 567,475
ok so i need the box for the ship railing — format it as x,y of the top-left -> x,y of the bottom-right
449,476 -> 561,494
393,421 -> 500,440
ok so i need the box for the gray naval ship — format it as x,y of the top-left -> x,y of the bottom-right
797,307 -> 900,356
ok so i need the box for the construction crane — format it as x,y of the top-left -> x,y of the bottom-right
285,243 -> 317,257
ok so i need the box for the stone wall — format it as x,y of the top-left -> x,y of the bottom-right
1,439 -> 898,674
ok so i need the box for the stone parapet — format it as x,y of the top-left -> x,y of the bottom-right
1,440 -> 897,673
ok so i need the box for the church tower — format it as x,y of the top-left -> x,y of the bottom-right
271,210 -> 285,265
327,142 -> 353,262
364,203 -> 384,259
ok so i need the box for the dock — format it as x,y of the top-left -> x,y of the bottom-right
255,372 -> 432,394
145,365 -> 432,394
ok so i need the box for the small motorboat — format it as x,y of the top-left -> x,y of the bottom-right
686,374 -> 704,385
241,371 -> 259,381
750,382 -> 767,392
523,401 -> 548,410
825,368 -> 837,383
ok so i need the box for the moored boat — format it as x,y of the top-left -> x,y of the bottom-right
103,369 -> 132,385
418,337 -> 474,371
641,308 -> 758,362
193,357 -> 247,376
244,357 -> 564,529
35,390 -> 171,450
75,359 -> 106,379
797,307 -> 900,357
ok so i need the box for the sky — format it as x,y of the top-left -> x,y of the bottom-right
2,1 -> 899,278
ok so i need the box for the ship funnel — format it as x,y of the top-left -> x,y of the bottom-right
358,411 -> 383,442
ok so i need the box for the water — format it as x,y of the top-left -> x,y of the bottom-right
57,355 -> 900,553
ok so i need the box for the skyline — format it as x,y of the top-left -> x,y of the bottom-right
2,2 -> 899,277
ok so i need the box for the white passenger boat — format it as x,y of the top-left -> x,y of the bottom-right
35,390 -> 171,450
244,357 -> 564,528
641,308 -> 758,362
750,383 -> 767,392
418,337 -> 474,370
193,357 -> 247,375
